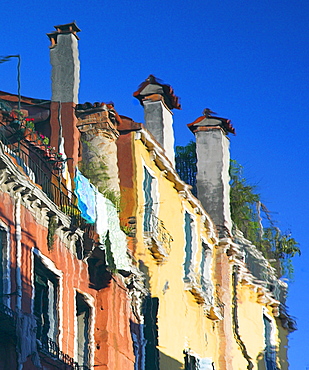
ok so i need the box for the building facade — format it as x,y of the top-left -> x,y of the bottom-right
0,22 -> 294,370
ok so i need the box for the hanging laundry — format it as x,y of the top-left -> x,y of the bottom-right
95,191 -> 131,272
95,190 -> 109,237
74,167 -> 96,224
105,198 -> 131,271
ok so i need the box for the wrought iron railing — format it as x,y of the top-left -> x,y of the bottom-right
0,122 -> 84,227
0,302 -> 16,319
40,337 -> 90,370
238,240 -> 286,303
144,208 -> 173,257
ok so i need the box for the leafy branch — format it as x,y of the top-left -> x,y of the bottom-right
175,142 -> 300,278
229,159 -> 300,278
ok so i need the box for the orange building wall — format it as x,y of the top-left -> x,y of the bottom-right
0,188 -> 135,369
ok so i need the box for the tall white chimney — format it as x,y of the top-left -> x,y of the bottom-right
133,75 -> 181,166
188,109 -> 235,237
47,22 -> 81,178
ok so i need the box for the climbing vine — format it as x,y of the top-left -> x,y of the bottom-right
47,215 -> 58,251
175,141 -> 197,196
229,159 -> 300,278
79,138 -> 120,210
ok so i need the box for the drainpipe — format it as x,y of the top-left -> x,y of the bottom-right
232,265 -> 254,370
15,193 -> 22,309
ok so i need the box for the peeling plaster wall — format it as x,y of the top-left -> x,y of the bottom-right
95,276 -> 135,370
81,129 -> 120,194
131,136 -> 219,366
119,128 -> 287,370
195,129 -> 232,234
117,130 -> 137,235
143,100 -> 175,166
231,283 -> 265,369
0,180 -> 134,369
19,200 -> 94,357
50,33 -> 80,104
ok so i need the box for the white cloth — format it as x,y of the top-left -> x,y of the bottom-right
95,191 -> 109,238
94,189 -> 131,272
16,309 -> 41,368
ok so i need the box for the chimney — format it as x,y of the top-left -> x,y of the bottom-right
75,102 -> 121,195
188,109 -> 235,237
133,75 -> 181,166
47,22 -> 81,178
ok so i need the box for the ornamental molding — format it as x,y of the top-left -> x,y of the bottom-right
0,141 -> 81,247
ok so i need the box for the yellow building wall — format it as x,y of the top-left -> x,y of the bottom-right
128,135 -> 285,370
133,139 -> 219,367
230,282 -> 282,369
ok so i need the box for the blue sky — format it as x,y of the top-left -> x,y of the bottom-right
1,1 -> 308,368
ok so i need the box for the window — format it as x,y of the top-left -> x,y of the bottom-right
143,166 -> 158,234
143,296 -> 159,370
34,256 -> 59,345
76,292 -> 91,368
143,166 -> 172,261
184,352 -> 215,370
263,314 -> 278,370
200,241 -> 213,305
0,225 -> 10,307
184,352 -> 199,370
130,321 -> 146,370
183,211 -> 197,281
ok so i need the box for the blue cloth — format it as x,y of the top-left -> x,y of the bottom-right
74,168 -> 96,224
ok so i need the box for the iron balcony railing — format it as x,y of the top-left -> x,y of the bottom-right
0,302 -> 16,319
237,240 -> 286,303
0,122 -> 84,227
144,208 -> 173,255
0,302 -> 17,338
40,337 -> 90,370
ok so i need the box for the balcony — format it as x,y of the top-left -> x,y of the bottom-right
0,303 -> 17,340
39,337 -> 90,370
143,209 -> 173,263
0,120 -> 84,228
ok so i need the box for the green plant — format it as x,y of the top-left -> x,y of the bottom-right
120,224 -> 134,236
229,159 -> 300,278
80,138 -> 120,209
47,215 -> 58,251
229,160 -> 260,243
102,188 -> 120,211
42,136 -> 49,145
12,109 -> 24,120
104,231 -> 118,274
175,142 -> 300,278
60,204 -> 81,217
24,118 -> 35,130
175,141 -> 197,196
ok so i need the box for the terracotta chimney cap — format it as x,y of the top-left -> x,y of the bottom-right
133,75 -> 181,110
188,109 -> 236,135
53,21 -> 81,33
47,21 -> 81,46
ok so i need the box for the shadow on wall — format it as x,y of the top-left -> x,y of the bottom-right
87,254 -> 112,290
159,351 -> 183,370
143,296 -> 160,370
257,350 -> 279,370
257,352 -> 267,370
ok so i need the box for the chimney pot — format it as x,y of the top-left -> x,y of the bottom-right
188,111 -> 233,237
